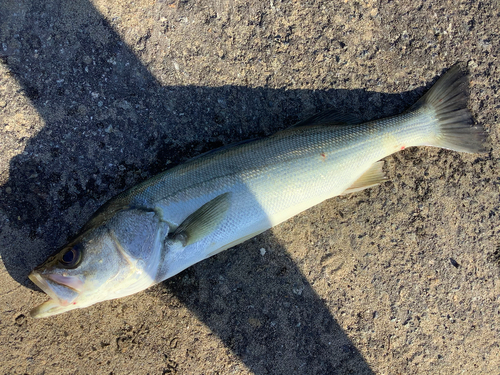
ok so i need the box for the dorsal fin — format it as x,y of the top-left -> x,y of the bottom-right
290,108 -> 362,128
189,138 -> 260,162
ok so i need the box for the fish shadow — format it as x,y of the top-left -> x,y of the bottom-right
162,232 -> 374,374
0,0 -> 428,373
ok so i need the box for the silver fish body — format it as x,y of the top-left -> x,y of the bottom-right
29,64 -> 486,317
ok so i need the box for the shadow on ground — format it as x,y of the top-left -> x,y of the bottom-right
163,231 -> 375,374
0,0 -> 427,373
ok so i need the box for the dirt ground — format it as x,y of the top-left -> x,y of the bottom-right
0,0 -> 499,374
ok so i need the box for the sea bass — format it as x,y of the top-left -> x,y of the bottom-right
29,64 -> 485,318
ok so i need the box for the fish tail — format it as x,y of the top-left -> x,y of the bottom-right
410,63 -> 487,153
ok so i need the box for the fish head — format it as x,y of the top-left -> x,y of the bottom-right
29,227 -> 128,318
29,241 -> 85,317
29,208 -> 168,318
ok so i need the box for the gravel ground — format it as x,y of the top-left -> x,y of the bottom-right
0,0 -> 499,374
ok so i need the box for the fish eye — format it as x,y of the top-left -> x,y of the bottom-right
59,244 -> 82,268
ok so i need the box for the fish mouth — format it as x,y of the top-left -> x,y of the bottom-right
29,272 -> 81,308
46,274 -> 85,292
29,272 -> 61,302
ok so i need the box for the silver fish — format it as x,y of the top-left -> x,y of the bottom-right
29,64 -> 485,318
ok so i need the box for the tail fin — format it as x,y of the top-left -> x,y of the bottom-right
410,63 -> 487,153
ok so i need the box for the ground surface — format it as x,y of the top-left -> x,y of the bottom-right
0,0 -> 499,374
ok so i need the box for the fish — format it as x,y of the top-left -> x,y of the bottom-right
28,64 -> 486,318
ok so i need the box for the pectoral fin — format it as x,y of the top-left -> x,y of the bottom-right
170,192 -> 232,246
341,161 -> 386,195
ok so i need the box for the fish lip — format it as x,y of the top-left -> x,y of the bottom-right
30,298 -> 66,319
29,272 -> 84,318
29,271 -> 81,305
29,271 -> 61,302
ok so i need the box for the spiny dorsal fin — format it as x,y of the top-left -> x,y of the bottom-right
170,192 -> 232,246
290,108 -> 362,128
189,138 -> 261,162
341,161 -> 386,195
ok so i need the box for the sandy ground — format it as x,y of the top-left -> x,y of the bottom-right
0,0 -> 499,374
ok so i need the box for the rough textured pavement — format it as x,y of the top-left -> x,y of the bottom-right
0,0 -> 499,374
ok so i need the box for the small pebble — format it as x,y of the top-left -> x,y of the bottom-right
83,55 -> 92,65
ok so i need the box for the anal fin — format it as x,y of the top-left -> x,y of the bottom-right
341,161 -> 386,195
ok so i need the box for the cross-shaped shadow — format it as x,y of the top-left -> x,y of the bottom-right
0,1 -> 422,373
